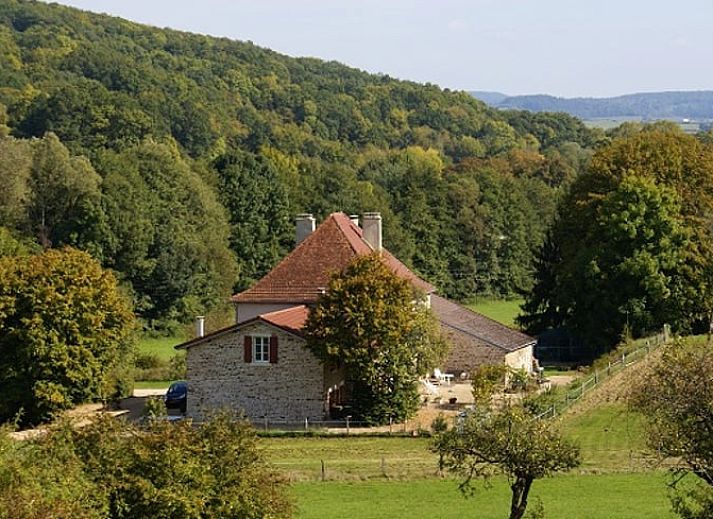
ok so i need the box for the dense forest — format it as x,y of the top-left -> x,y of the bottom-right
472,90 -> 713,121
0,0 -> 602,330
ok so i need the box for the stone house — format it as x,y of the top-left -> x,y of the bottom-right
176,212 -> 535,422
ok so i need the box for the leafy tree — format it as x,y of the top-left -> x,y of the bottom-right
28,133 -> 105,252
0,136 -> 32,229
98,140 -> 237,326
522,132 -> 713,354
0,226 -> 36,257
305,253 -> 447,424
632,338 -> 713,519
470,363 -> 509,407
214,148 -> 292,291
0,247 -> 134,425
0,412 -> 293,518
434,405 -> 580,519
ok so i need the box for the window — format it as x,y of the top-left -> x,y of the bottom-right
253,335 -> 270,363
243,334 -> 277,364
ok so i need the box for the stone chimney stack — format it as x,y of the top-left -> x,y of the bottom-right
295,213 -> 316,246
195,316 -> 205,338
362,212 -> 382,251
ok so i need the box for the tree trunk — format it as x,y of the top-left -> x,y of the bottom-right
509,477 -> 534,519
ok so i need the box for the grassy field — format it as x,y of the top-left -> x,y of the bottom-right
261,402 -> 649,481
264,346 -> 673,518
137,334 -> 185,361
133,380 -> 172,390
292,473 -> 674,519
265,436 -> 435,481
560,403 -> 649,472
465,298 -> 524,328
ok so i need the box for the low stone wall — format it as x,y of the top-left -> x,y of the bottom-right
186,322 -> 325,422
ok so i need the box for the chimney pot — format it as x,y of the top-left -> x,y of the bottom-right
195,316 -> 205,338
295,213 -> 316,246
362,212 -> 382,251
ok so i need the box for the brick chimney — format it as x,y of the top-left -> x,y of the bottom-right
362,212 -> 382,251
295,213 -> 316,246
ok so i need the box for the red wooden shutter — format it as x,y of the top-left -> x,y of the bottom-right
244,335 -> 252,363
269,334 -> 278,364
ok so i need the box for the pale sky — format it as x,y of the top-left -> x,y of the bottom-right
45,0 -> 713,98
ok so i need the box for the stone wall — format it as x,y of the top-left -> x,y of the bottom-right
186,322 -> 325,422
505,345 -> 534,373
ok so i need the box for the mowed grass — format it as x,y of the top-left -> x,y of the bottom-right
465,298 -> 524,328
560,402 -> 649,471
264,436 -> 436,481
137,334 -> 186,362
133,380 -> 172,390
292,473 -> 675,519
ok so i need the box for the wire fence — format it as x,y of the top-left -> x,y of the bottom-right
532,326 -> 671,421
255,417 -> 414,434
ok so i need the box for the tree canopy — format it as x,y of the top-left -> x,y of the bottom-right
0,247 -> 134,425
632,338 -> 713,519
305,253 -> 447,424
521,130 -> 713,355
0,0 -> 599,328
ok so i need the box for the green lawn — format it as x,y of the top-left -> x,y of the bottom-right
264,436 -> 435,481
560,403 -> 649,472
137,334 -> 186,362
261,403 -> 650,481
292,473 -> 675,519
465,298 -> 524,328
133,380 -> 172,390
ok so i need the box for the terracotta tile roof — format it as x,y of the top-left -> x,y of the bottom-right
430,295 -> 535,352
259,305 -> 309,336
175,306 -> 309,350
232,212 -> 434,303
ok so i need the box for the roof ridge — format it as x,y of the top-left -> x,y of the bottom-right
330,212 -> 372,255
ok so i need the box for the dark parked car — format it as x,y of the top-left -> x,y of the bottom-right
165,381 -> 187,413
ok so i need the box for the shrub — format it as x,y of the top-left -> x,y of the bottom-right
0,412 -> 293,518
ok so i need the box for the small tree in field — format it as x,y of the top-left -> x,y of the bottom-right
305,253 -> 448,425
632,338 -> 713,518
434,405 -> 580,519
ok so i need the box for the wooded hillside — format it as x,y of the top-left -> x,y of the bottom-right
0,0 -> 600,329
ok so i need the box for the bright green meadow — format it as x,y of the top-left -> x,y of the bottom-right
137,334 -> 186,362
466,298 -> 524,328
291,473 -> 674,519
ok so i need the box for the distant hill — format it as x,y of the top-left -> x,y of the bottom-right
470,90 -> 713,120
